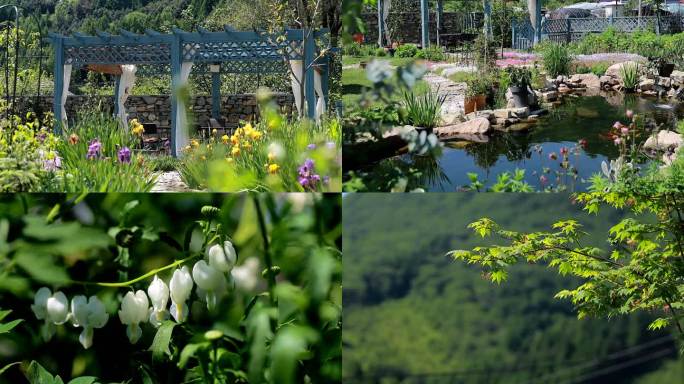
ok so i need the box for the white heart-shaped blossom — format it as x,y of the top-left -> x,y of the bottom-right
119,290 -> 149,344
147,275 -> 170,327
192,260 -> 227,311
70,295 -> 109,349
207,241 -> 237,273
231,257 -> 260,292
169,266 -> 193,323
31,287 -> 51,320
46,291 -> 69,325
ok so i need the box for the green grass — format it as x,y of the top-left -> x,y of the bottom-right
447,71 -> 477,83
342,67 -> 430,107
342,56 -> 418,67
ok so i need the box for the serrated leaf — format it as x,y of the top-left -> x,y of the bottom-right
149,321 -> 176,361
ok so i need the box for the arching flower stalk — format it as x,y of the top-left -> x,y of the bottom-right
169,266 -> 193,323
70,295 -> 109,349
118,290 -> 149,344
147,275 -> 170,327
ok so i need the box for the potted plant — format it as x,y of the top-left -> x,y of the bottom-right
507,67 -> 532,108
465,76 -> 489,114
647,47 -> 675,77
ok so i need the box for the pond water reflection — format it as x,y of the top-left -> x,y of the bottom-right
369,93 -> 683,191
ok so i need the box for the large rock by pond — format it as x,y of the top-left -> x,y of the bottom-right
639,79 -> 656,92
605,61 -> 642,80
643,130 -> 683,152
435,117 -> 491,139
569,73 -> 601,89
671,70 -> 684,87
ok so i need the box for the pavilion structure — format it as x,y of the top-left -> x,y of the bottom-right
48,26 -> 330,156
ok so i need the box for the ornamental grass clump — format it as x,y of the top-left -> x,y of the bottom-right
401,88 -> 447,130
540,43 -> 573,77
619,63 -> 640,92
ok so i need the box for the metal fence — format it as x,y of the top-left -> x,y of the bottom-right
512,15 -> 684,50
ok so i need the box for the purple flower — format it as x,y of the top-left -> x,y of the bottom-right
326,141 -> 336,149
118,147 -> 131,163
306,143 -> 317,150
86,139 -> 102,160
298,158 -> 323,191
43,152 -> 62,172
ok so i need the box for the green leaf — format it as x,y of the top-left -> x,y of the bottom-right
0,362 -> 20,377
0,309 -> 11,322
45,204 -> 61,223
148,320 -> 177,361
178,342 -> 207,368
67,377 -> 97,384
0,319 -> 23,334
26,361 -> 59,384
15,252 -> 70,285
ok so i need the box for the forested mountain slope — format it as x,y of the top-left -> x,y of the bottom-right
343,194 -> 681,384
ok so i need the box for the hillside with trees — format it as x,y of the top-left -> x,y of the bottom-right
343,194 -> 683,383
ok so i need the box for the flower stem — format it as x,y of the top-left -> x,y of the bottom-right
253,195 -> 277,306
72,254 -> 200,287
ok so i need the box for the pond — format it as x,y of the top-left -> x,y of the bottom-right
366,93 -> 683,191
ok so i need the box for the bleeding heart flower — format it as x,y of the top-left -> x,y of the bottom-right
147,275 -> 170,327
71,295 -> 109,349
118,290 -> 149,344
169,266 -> 193,323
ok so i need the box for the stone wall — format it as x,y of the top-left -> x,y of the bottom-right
13,93 -> 295,128
362,12 -> 481,45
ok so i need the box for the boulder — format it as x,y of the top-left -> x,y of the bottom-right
570,73 -> 601,89
542,91 -> 558,102
493,107 -> 529,119
605,61 -> 641,80
435,117 -> 491,139
643,130 -> 683,152
671,70 -> 684,87
599,75 -> 613,84
638,79 -> 655,92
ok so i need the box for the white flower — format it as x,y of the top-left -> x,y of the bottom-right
118,290 -> 149,344
192,260 -> 226,310
46,291 -> 69,325
169,266 -> 193,323
71,295 -> 109,349
31,287 -> 57,341
147,275 -> 170,327
231,257 -> 260,292
207,241 -> 237,273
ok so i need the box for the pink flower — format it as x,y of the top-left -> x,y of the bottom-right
560,147 -> 569,156
626,110 -> 634,119
578,139 -> 588,149
612,121 -> 623,130
614,137 -> 622,145
540,175 -> 548,184
621,127 -> 629,136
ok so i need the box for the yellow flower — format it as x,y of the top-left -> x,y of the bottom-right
200,155 -> 206,161
221,135 -> 229,144
250,130 -> 263,140
184,145 -> 192,151
235,128 -> 244,137
231,146 -> 241,157
242,141 -> 252,149
226,157 -> 234,164
132,123 -> 145,137
267,152 -> 276,162
191,139 -> 200,148
207,144 -> 212,151
267,163 -> 280,174
231,135 -> 239,146
212,129 -> 218,136
136,154 -> 145,166
243,123 -> 254,133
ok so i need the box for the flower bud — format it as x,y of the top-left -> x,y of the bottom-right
207,241 -> 237,273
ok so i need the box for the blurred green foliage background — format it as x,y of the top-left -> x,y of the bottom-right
343,193 -> 683,384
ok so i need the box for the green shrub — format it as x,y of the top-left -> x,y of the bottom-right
375,47 -> 387,57
145,154 -> 179,172
448,71 -> 476,83
342,42 -> 362,56
575,65 -> 591,74
401,89 -> 447,129
465,76 -> 491,98
415,46 -> 447,61
590,62 -> 610,76
540,43 -> 573,77
395,44 -> 419,58
620,63 -> 640,90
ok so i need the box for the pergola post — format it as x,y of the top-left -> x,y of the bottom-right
304,29 -> 316,120
170,32 -> 181,157
113,75 -> 121,118
210,64 -> 221,120
420,0 -> 429,48
377,0 -> 384,47
535,0 -> 542,44
436,0 -> 443,47
53,35 -> 64,134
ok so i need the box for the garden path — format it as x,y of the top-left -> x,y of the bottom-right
151,171 -> 194,192
422,66 -> 469,125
